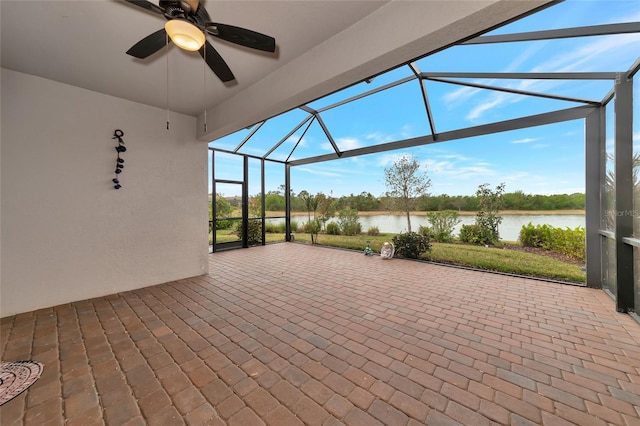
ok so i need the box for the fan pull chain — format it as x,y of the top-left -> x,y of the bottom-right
203,44 -> 208,133
166,33 -> 170,130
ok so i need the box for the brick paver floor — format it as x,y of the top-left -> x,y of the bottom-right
1,243 -> 639,425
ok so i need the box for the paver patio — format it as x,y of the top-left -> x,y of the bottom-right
1,243 -> 639,425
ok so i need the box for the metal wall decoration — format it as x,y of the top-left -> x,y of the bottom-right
112,129 -> 126,189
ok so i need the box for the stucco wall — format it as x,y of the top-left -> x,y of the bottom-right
1,69 -> 209,317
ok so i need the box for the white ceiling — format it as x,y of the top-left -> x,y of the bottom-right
1,0 -> 388,114
1,0 -> 555,140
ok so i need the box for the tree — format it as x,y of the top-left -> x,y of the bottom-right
264,191 -> 285,211
337,208 -> 361,236
249,194 -> 262,217
315,192 -> 336,231
475,182 -> 506,245
425,210 -> 461,243
209,194 -> 234,229
384,155 -> 431,232
299,190 -> 321,243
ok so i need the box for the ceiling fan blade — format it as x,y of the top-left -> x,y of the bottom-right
126,28 -> 169,58
206,23 -> 276,53
200,40 -> 235,82
123,0 -> 165,15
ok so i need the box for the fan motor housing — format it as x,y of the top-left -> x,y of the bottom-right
160,0 -> 199,14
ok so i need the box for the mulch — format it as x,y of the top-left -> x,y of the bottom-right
502,243 -> 585,266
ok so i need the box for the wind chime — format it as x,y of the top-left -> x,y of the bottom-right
112,129 -> 126,189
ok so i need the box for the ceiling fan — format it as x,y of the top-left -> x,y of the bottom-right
124,0 -> 276,82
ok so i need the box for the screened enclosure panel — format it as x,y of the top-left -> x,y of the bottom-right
289,155 -> 383,198
214,182 -> 243,207
483,0 -> 640,32
206,0 -> 639,311
417,35 -> 638,74
265,118 -> 335,162
214,151 -> 245,182
306,66 -> 415,111
604,236 -> 617,296
209,128 -> 252,153
415,120 -> 585,196
635,247 -> 640,316
633,72 -> 640,238
247,157 -> 262,203
237,109 -> 310,157
422,79 -> 595,134
319,80 -> 430,150
212,181 -> 243,247
604,106 -> 616,231
263,161 -> 286,217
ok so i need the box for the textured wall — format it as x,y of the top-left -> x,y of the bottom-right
1,69 -> 209,317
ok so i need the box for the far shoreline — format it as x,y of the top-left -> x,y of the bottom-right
268,209 -> 585,217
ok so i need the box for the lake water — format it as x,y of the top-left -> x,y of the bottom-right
354,214 -> 585,242
276,213 -> 585,242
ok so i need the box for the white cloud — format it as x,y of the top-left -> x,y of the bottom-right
506,42 -> 547,72
296,167 -> 343,178
533,34 -> 640,74
319,142 -> 334,152
423,159 -> 453,173
437,153 -> 474,161
285,134 -> 307,147
400,124 -> 416,138
424,157 -> 497,180
453,166 -> 497,179
502,172 -> 529,182
466,92 -> 509,121
443,86 -> 481,106
376,152 -> 414,168
336,137 -> 362,150
511,138 -> 537,144
365,132 -> 395,144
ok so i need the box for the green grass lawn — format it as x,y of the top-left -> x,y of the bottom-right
290,232 -> 586,284
211,229 -> 585,284
424,242 -> 585,283
211,229 -> 286,244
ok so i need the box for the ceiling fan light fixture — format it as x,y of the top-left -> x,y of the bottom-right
165,19 -> 205,51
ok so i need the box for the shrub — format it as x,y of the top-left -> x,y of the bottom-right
392,232 -> 431,259
326,222 -> 340,235
265,222 -> 286,233
304,219 -> 322,244
519,223 -> 585,261
557,226 -> 586,260
215,218 -> 234,230
459,224 -> 492,245
426,210 -> 460,243
264,221 -> 302,234
418,225 -> 431,237
337,208 -> 362,236
235,218 -> 262,246
367,226 -> 380,236
519,222 -> 551,248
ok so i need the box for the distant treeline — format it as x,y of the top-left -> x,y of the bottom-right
418,191 -> 585,212
246,190 -> 585,212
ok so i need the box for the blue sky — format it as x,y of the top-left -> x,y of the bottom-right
210,0 -> 640,198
